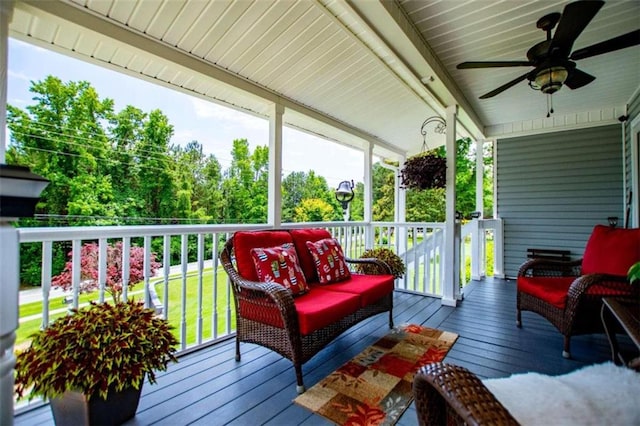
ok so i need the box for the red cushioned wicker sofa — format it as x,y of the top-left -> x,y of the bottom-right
220,228 -> 395,393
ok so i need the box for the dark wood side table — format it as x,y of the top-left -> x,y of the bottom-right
601,297 -> 640,369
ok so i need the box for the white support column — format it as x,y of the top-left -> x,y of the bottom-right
268,103 -> 284,227
471,139 -> 485,280
0,0 -> 14,163
397,155 -> 406,223
0,223 -> 18,426
475,140 -> 484,217
363,142 -> 373,248
442,105 -> 458,307
396,155 -> 406,256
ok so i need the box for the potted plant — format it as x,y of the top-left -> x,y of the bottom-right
15,300 -> 178,426
399,151 -> 446,190
629,261 -> 640,284
356,247 -> 406,279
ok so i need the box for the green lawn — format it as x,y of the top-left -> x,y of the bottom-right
154,268 -> 236,347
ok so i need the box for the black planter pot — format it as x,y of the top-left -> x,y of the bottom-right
49,385 -> 142,426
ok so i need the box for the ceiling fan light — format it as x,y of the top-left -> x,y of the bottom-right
534,66 -> 569,94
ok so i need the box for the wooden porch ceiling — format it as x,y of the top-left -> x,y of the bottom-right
8,0 -> 640,158
15,279 -> 630,425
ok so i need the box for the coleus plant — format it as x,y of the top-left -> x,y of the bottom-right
15,300 -> 178,401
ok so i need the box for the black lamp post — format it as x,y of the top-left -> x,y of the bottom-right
335,180 -> 354,221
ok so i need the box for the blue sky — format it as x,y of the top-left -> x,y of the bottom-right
7,38 -> 365,188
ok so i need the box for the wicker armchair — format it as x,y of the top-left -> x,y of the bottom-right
517,225 -> 640,358
413,362 -> 518,426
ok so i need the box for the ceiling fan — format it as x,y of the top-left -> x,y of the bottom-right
457,0 -> 640,104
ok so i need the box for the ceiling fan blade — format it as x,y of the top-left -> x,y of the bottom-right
564,68 -> 596,89
570,29 -> 640,60
457,61 -> 532,69
550,0 -> 604,56
479,71 -> 531,99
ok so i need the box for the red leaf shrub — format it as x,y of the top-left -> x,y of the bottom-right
52,242 -> 160,301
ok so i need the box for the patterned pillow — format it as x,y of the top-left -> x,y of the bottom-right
250,243 -> 309,296
305,238 -> 351,284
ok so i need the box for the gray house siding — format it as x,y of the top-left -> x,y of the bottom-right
625,90 -> 640,227
496,124 -> 624,278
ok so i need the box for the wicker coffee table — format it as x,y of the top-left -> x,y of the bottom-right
601,297 -> 640,369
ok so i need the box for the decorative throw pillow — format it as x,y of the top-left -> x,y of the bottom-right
305,238 -> 351,284
250,243 -> 309,295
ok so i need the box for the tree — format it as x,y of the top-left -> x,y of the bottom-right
282,171 -> 339,222
7,76 -> 116,221
51,241 -> 160,303
293,198 -> 335,222
135,109 -> 176,219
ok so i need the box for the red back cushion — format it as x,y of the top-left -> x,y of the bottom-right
289,228 -> 332,282
582,225 -> 640,276
251,244 -> 309,295
305,238 -> 351,284
233,231 -> 293,281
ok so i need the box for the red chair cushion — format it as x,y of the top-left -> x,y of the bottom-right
517,276 -> 576,309
582,225 -> 640,276
305,238 -> 351,284
318,274 -> 394,307
233,231 -> 293,282
295,287 -> 361,335
250,244 -> 309,296
518,276 -> 632,309
289,228 -> 332,282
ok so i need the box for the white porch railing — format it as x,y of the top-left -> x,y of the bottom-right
13,219 -> 501,412
15,219 -> 501,358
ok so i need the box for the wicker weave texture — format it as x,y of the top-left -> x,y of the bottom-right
414,362 -> 519,426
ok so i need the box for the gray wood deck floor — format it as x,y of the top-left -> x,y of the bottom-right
15,278 -> 631,425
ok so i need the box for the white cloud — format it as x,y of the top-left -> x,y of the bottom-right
190,98 -> 267,131
8,70 -> 31,82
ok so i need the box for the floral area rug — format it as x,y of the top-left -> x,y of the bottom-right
293,324 -> 458,426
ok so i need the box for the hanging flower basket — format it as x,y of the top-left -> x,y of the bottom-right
399,152 -> 446,190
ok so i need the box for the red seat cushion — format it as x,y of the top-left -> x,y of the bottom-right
295,287 -> 361,335
318,274 -> 394,307
250,244 -> 309,296
517,276 -> 632,309
517,276 -> 576,309
582,225 -> 640,276
289,228 -> 332,282
233,231 -> 293,281
306,238 -> 351,284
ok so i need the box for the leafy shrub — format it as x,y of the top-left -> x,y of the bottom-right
356,247 -> 406,279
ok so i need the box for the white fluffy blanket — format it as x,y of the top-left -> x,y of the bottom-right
483,363 -> 640,426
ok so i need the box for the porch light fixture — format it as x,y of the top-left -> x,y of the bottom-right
532,66 -> 569,94
0,164 -> 49,219
335,180 -> 354,211
529,66 -> 569,117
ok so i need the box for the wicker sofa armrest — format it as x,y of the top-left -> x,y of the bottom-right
518,257 -> 582,278
414,362 -> 519,426
219,238 -> 298,328
344,257 -> 392,275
